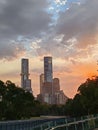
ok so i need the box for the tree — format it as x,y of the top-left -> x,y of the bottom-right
78,77 -> 98,114
64,76 -> 98,117
0,80 -> 35,120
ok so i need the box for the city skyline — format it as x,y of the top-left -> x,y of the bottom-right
0,56 -> 97,98
0,0 -> 98,98
37,56 -> 68,104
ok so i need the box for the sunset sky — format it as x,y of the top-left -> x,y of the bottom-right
0,0 -> 98,98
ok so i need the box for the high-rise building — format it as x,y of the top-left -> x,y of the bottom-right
54,90 -> 68,104
53,78 -> 60,93
21,58 -> 32,93
40,73 -> 44,94
44,57 -> 53,83
37,56 -> 68,104
44,56 -> 53,104
21,58 -> 29,88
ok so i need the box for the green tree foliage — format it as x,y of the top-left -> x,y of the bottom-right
78,77 -> 98,114
0,77 -> 98,120
64,76 -> 98,117
0,80 -> 36,120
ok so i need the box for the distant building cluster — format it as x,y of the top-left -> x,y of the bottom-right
20,57 -> 68,105
37,56 -> 68,104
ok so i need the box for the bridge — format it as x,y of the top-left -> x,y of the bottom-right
0,114 -> 98,130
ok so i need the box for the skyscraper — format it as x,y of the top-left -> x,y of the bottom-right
37,56 -> 68,104
40,73 -> 44,94
44,56 -> 53,83
53,78 -> 60,92
43,56 -> 53,104
21,58 -> 32,93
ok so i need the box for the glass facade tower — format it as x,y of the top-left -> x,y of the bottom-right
21,58 -> 32,93
44,57 -> 53,83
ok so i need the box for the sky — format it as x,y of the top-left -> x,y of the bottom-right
0,0 -> 98,98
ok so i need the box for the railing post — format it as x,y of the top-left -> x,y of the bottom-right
74,118 -> 77,130
65,119 -> 68,130
88,121 -> 90,129
40,125 -> 43,130
48,122 -> 51,129
81,117 -> 84,130
92,115 -> 95,128
54,121 -> 56,126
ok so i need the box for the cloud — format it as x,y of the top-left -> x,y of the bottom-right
0,0 -> 51,38
0,0 -> 52,60
0,41 -> 26,60
55,0 -> 67,5
28,0 -> 98,62
0,0 -> 98,98
56,0 -> 98,49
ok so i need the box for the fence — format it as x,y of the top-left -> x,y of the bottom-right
0,114 -> 98,130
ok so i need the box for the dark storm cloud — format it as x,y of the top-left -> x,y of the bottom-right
56,0 -> 98,48
0,0 -> 51,60
0,0 -> 51,38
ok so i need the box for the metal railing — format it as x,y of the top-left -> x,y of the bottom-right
47,115 -> 98,130
0,114 -> 98,130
